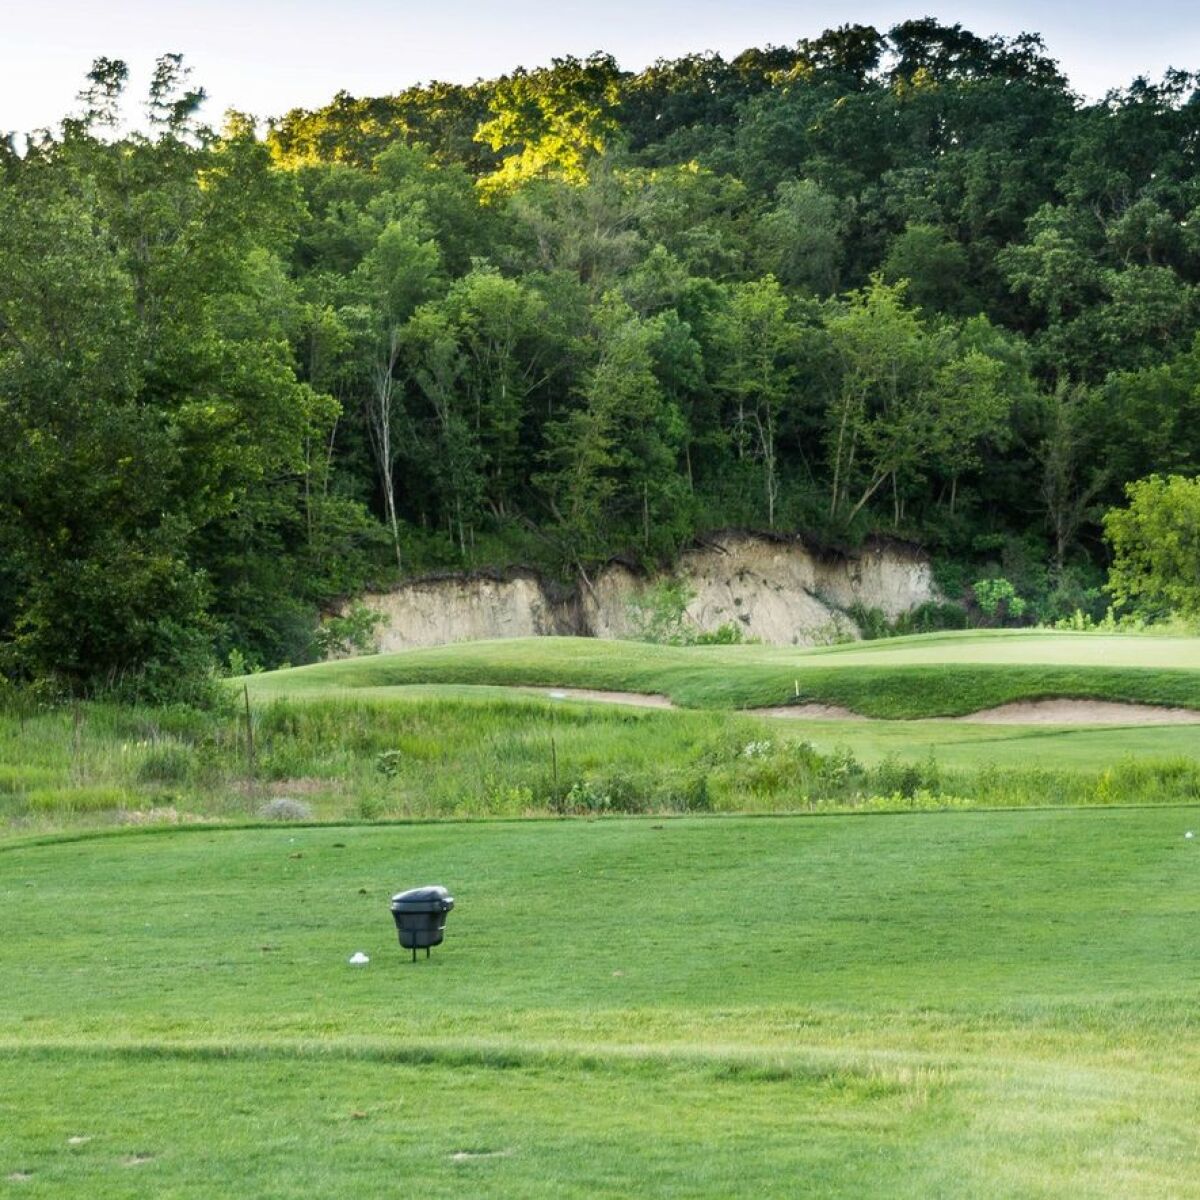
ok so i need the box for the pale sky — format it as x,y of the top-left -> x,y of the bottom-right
2,0 -> 1198,134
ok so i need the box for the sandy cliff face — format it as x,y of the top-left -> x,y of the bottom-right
368,573 -> 575,654
353,533 -> 940,652
583,535 -> 936,643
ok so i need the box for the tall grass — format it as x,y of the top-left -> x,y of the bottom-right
4,694 -> 1200,831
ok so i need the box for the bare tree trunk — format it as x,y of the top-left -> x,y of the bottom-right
365,329 -> 403,571
847,471 -> 889,523
830,396 -> 850,519
757,406 -> 778,529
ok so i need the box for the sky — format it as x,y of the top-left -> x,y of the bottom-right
1,0 -> 1198,133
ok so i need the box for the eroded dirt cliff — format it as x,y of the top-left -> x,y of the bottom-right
357,533 -> 940,652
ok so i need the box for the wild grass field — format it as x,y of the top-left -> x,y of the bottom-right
4,631 -> 1200,832
3,810 -> 1199,1197
4,630 -> 1200,1196
5,690 -> 1200,830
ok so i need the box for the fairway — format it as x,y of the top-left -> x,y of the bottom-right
3,810 -> 1200,1196
7,633 -> 1200,1193
788,630 -> 1200,668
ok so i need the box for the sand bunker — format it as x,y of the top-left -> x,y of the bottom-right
952,700 -> 1200,725
753,703 -> 867,721
534,687 -> 675,709
523,688 -> 1200,725
759,698 -> 1200,724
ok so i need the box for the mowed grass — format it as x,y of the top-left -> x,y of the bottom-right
244,631 -> 1200,717
5,634 -> 1199,1195
2,810 -> 1200,1196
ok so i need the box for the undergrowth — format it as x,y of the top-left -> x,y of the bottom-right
3,694 -> 1200,831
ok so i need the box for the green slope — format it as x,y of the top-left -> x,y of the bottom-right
243,632 -> 1200,718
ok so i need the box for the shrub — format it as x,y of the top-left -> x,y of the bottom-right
817,747 -> 865,790
694,622 -> 746,645
357,795 -> 384,820
627,578 -> 697,645
849,603 -> 967,639
972,577 -> 1027,624
872,753 -> 941,799
1105,474 -> 1200,622
552,772 -> 649,814
314,602 -> 383,659
257,797 -> 313,821
375,749 -> 405,778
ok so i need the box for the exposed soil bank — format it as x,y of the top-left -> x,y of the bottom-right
356,533 -> 940,652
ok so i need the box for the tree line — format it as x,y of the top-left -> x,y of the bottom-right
1,25 -> 1199,696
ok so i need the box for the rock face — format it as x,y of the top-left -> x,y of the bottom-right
367,572 -> 575,654
356,533 -> 940,653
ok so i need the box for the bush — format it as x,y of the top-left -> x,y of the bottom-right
872,753 -> 941,799
1105,474 -> 1200,622
626,578 -> 697,645
694,622 -> 746,645
552,772 -> 650,813
314,602 -> 383,659
850,602 -> 967,640
972,577 -> 1027,624
257,797 -> 313,821
375,749 -> 405,778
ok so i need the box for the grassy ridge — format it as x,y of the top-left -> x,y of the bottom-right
246,634 -> 1200,717
2,812 -> 1199,1196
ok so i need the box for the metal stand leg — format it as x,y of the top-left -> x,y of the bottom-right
426,946 -> 431,959
411,946 -> 416,963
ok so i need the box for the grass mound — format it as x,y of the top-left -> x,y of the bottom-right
246,632 -> 1200,718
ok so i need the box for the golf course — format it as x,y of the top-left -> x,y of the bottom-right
3,630 -> 1200,1195
8,13 -> 1200,1192
246,629 -> 1200,716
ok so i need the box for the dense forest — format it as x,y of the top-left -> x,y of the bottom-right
2,23 -> 1200,696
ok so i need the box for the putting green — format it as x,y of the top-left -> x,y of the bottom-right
789,630 -> 1200,668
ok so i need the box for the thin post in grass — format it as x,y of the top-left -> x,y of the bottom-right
243,683 -> 256,776
549,694 -> 560,794
72,701 -> 84,781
